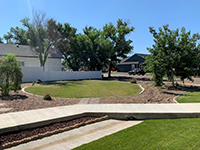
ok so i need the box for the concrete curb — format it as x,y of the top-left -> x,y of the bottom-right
137,84 -> 145,95
173,88 -> 200,103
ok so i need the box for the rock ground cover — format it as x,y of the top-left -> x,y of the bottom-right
0,116 -> 108,149
0,75 -> 199,114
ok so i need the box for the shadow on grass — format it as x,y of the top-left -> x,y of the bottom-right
103,76 -> 152,82
167,85 -> 199,92
41,80 -> 84,87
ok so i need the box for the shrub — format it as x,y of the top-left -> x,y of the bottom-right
43,93 -> 52,100
36,79 -> 42,84
32,81 -> 35,86
130,78 -> 137,84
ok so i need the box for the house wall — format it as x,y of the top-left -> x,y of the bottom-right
21,66 -> 102,82
0,56 -> 61,71
45,58 -> 61,71
117,64 -> 131,72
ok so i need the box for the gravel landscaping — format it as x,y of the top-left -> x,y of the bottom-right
0,75 -> 200,114
0,116 -> 107,149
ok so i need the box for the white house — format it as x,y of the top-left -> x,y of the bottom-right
0,43 -> 63,71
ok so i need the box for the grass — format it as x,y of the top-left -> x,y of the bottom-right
102,71 -> 128,75
25,80 -> 141,98
176,88 -> 200,103
74,118 -> 200,150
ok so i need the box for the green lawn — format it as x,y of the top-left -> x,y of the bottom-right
74,118 -> 200,150
176,88 -> 200,103
25,80 -> 141,98
102,71 -> 128,75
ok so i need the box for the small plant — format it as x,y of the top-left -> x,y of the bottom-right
36,79 -> 42,84
32,81 -> 35,86
43,93 -> 52,100
130,78 -> 137,84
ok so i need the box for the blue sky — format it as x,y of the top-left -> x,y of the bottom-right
0,0 -> 200,55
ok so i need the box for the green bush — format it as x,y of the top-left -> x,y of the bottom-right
36,79 -> 42,84
130,78 -> 137,84
43,93 -> 52,100
32,81 -> 35,86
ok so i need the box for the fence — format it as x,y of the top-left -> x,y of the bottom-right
21,67 -> 102,82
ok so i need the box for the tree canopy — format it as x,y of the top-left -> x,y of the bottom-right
145,25 -> 200,86
21,11 -> 58,70
103,19 -> 134,77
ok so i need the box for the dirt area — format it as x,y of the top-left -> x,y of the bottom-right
0,75 -> 200,114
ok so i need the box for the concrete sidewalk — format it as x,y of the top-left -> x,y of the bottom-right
2,103 -> 200,149
2,103 -> 200,135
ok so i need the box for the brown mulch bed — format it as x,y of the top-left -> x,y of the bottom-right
0,116 -> 107,148
0,77 -> 199,115
100,81 -> 198,104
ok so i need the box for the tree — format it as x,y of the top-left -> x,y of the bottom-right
0,53 -> 23,96
103,19 -> 134,77
174,27 -> 200,85
10,26 -> 29,45
0,37 -> 3,43
55,22 -> 78,70
21,10 -> 58,70
3,32 -> 13,44
145,25 -> 200,86
72,26 -> 109,71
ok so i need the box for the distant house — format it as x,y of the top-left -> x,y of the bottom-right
0,43 -> 63,71
117,53 -> 149,72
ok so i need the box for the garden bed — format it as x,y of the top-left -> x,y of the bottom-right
0,77 -> 199,114
0,115 -> 109,149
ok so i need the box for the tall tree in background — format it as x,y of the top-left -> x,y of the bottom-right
145,25 -> 200,86
55,22 -> 78,70
0,37 -> 3,43
81,26 -> 108,70
103,19 -> 134,77
3,32 -> 13,44
21,10 -> 58,70
10,27 -> 29,45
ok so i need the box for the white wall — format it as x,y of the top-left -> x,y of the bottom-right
45,58 -> 61,71
21,66 -> 102,82
17,57 -> 61,71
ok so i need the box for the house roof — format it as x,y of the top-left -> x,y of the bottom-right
135,53 -> 149,58
118,53 -> 149,65
120,56 -> 131,63
0,43 -> 63,58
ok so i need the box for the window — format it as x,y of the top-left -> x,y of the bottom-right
18,61 -> 25,66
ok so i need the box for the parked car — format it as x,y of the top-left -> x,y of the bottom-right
128,68 -> 146,76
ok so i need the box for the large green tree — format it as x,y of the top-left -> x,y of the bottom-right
3,32 -> 13,44
55,22 -> 78,70
0,53 -> 23,96
145,25 -> 200,86
10,26 -> 29,45
103,19 -> 134,77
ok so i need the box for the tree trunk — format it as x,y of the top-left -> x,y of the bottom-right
108,63 -> 112,78
172,78 -> 174,87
